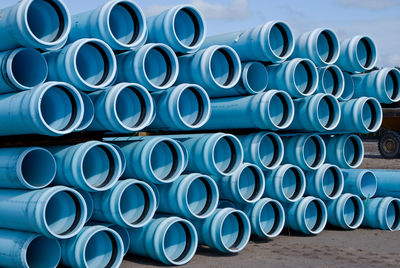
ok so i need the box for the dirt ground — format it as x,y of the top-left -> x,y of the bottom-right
122,140 -> 400,268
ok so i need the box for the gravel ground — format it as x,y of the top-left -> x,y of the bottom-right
122,140 -> 400,268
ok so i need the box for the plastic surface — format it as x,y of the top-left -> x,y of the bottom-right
305,164 -> 344,200
316,65 -> 344,98
369,169 -> 400,198
326,193 -> 364,229
342,169 -> 377,199
362,197 -> 400,231
324,134 -> 364,169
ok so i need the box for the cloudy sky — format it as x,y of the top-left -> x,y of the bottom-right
3,0 -> 399,67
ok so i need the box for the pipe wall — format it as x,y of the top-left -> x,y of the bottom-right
324,134 -> 364,169
369,169 -> 400,198
342,169 -> 377,199
362,197 -> 400,231
305,164 -> 344,201
326,193 -> 364,229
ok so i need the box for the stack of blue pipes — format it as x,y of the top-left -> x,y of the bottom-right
0,0 -> 399,267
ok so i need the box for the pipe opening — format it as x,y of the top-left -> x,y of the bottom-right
305,199 -> 324,232
269,92 -> 290,128
323,67 -> 340,96
120,183 -> 151,225
84,230 -> 119,267
344,136 -> 363,167
282,167 -> 302,201
244,62 -> 268,93
40,85 -> 78,132
294,61 -> 314,94
108,224 -> 130,255
76,92 -> 94,131
360,171 -> 377,198
260,201 -> 282,236
150,141 -> 179,181
386,199 -> 400,231
178,86 -> 206,127
357,38 -> 373,68
20,148 -> 56,188
341,72 -> 354,100
9,48 -> 47,89
238,166 -> 262,202
26,236 -> 60,268
317,30 -> 335,63
317,96 -> 336,129
115,86 -> 147,129
164,222 -> 193,263
304,136 -> 323,168
385,70 -> 400,101
45,191 -> 83,236
109,3 -> 141,45
259,134 -> 281,168
82,145 -> 116,189
362,99 -> 379,131
344,196 -> 362,228
26,0 -> 66,42
213,136 -> 238,174
174,8 -> 201,47
322,167 -> 341,198
145,47 -> 174,88
210,48 -> 235,87
269,23 -> 289,57
221,212 -> 246,250
187,177 -> 214,216
76,42 -> 111,86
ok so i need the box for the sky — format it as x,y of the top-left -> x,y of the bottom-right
2,0 -> 399,67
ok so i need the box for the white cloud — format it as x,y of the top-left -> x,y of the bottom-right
339,0 -> 400,9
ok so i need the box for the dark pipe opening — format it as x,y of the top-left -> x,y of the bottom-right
160,141 -> 179,181
154,47 -> 172,87
276,93 -> 290,127
275,23 -> 289,57
130,184 -> 151,225
92,145 -> 116,188
123,86 -> 147,128
349,197 -> 361,227
229,212 -> 245,250
348,137 -> 361,167
180,8 -> 201,47
388,70 -> 399,100
267,134 -> 280,168
365,100 -> 378,131
360,38 -> 373,68
268,202 -> 282,235
196,177 -> 213,216
104,230 -> 120,268
310,200 -> 323,232
300,61 -> 313,94
326,167 -> 340,198
390,201 -> 400,230
327,67 -> 339,96
310,137 -> 322,168
321,31 -> 334,63
59,192 -> 82,236
113,3 -> 140,45
172,222 -> 192,263
288,167 -> 302,200
183,87 -> 205,126
220,137 -> 237,174
246,166 -> 262,201
321,96 -> 335,129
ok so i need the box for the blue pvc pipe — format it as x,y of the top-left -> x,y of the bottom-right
0,81 -> 84,136
342,169 -> 377,199
200,90 -> 294,130
362,197 -> 400,231
116,43 -> 179,92
324,134 -> 364,169
214,163 -> 265,204
0,48 -> 48,93
326,193 -> 364,230
218,200 -> 236,209
335,97 -> 382,134
336,35 -> 377,73
316,65 -> 345,98
176,45 -> 241,97
109,143 -> 127,177
283,196 -> 328,235
76,189 -> 94,222
263,164 -> 306,203
238,132 -> 284,171
103,223 -> 130,256
192,208 -> 251,253
305,164 -> 344,200
291,28 -> 340,66
0,229 -> 61,268
147,5 -> 206,53
45,38 -> 117,92
288,93 -> 341,132
48,141 -> 123,192
115,136 -> 186,184
352,68 -> 400,104
0,186 -> 87,239
157,173 -> 219,219
60,225 -> 124,268
75,91 -> 95,132
338,72 -> 355,101
266,58 -> 318,98
368,169 -> 400,198
88,83 -> 154,133
127,216 -> 198,265
0,0 -> 71,51
240,198 -> 285,238
282,134 -> 327,171
202,21 -> 294,63
0,147 -> 56,190
69,0 -> 147,51
169,133 -> 244,176
149,83 -> 211,130
91,179 -> 157,228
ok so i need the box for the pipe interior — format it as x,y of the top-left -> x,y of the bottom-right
221,212 -> 245,250
282,167 -> 302,200
213,136 -> 237,174
238,166 -> 262,201
20,148 -> 56,188
120,183 -> 150,225
360,171 -> 377,198
322,67 -> 340,96
174,8 -> 201,47
294,61 -> 313,94
210,48 -> 235,87
144,47 -> 173,87
304,136 -> 323,168
40,85 -> 77,131
341,72 -> 355,100
77,93 -> 94,130
82,145 -> 116,188
85,230 -> 118,267
76,42 -> 110,86
305,199 -> 324,232
317,96 -> 335,129
187,177 -> 213,216
108,224 -> 130,254
269,93 -> 290,127
76,189 -> 94,220
344,136 -> 362,167
26,0 -> 65,42
178,87 -> 205,126
343,196 -> 361,228
362,100 -> 379,131
260,201 -> 282,236
116,86 -> 147,128
386,200 -> 400,231
164,222 -> 192,263
322,167 -> 341,198
45,191 -> 82,236
259,134 -> 280,168
385,70 -> 400,101
150,141 -> 178,181
109,3 -> 140,45
11,49 -> 47,88
245,62 -> 268,93
26,236 -> 60,268
317,30 -> 335,63
269,23 -> 289,57
357,38 -> 373,68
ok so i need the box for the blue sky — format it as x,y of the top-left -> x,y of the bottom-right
2,0 -> 399,67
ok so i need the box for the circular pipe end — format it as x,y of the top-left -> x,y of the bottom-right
355,36 -> 377,71
319,65 -> 345,98
303,197 -> 327,235
303,135 -> 327,170
258,132 -> 284,170
75,92 -> 94,132
266,90 -> 295,130
385,198 -> 400,231
293,58 -> 318,96
316,94 -> 341,131
384,68 -> 400,103
241,62 -> 269,94
321,165 -> 344,200
280,164 -> 306,202
315,29 -> 340,65
342,194 -> 364,229
342,134 -> 364,168
208,45 -> 241,89
257,198 -> 285,238
358,170 -> 377,198
360,97 -> 382,133
339,72 -> 355,101
236,163 -> 265,204
266,21 -> 295,62
219,209 -> 251,253
212,134 -> 244,176
107,224 -> 130,256
25,235 -> 61,268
